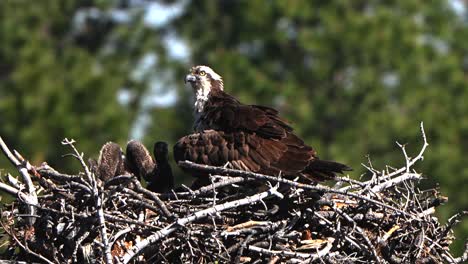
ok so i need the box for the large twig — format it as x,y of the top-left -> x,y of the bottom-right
162,176 -> 248,199
0,123 -> 465,263
0,137 -> 21,166
96,192 -> 113,264
370,172 -> 422,193
342,122 -> 428,192
122,186 -> 284,263
61,138 -> 113,264
0,136 -> 38,225
178,161 -> 413,217
130,178 -> 174,220
247,237 -> 335,260
37,168 -> 93,191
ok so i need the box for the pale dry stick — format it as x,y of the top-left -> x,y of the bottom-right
38,168 -> 93,192
334,175 -> 366,187
61,138 -> 113,264
363,154 -> 379,175
370,172 -> 421,193
212,230 -> 228,258
247,237 -> 335,260
62,181 -> 93,194
61,138 -> 94,184
210,175 -> 218,207
0,136 -> 38,225
96,192 -> 113,264
110,227 -> 133,246
122,187 -> 284,263
0,182 -> 24,198
396,141 -> 411,173
178,161 -> 413,217
71,230 -> 91,262
401,176 -> 414,213
379,225 -> 400,244
0,136 -> 21,165
7,173 -> 21,189
13,150 -> 38,196
415,227 -> 426,259
162,176 -> 247,199
417,207 -> 435,218
180,184 -> 196,196
341,122 -> 428,192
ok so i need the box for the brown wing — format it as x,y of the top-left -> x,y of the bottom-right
174,130 -> 352,181
174,130 -> 315,176
125,140 -> 155,181
188,92 -> 352,181
201,92 -> 293,139
97,142 -> 124,181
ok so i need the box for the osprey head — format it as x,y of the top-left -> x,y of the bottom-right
185,65 -> 223,112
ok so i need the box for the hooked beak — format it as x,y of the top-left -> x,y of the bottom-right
185,74 -> 197,84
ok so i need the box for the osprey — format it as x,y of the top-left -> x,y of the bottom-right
90,142 -> 126,182
125,140 -> 174,193
125,140 -> 155,181
174,65 -> 351,182
147,141 -> 174,193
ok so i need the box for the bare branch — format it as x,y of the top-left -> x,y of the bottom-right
0,123 -> 465,263
122,187 -> 283,263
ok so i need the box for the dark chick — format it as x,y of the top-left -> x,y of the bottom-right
96,142 -> 125,182
147,141 -> 174,193
125,140 -> 174,193
125,140 -> 155,182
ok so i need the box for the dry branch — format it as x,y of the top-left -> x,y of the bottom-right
0,123 -> 466,263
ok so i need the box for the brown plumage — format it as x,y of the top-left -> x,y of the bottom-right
125,140 -> 155,181
174,65 -> 351,182
96,142 -> 126,181
147,141 -> 174,193
125,140 -> 174,193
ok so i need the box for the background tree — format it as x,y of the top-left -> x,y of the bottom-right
0,0 -> 165,172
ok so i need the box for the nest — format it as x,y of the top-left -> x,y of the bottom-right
0,124 -> 466,263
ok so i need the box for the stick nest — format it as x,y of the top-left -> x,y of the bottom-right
0,124 -> 467,264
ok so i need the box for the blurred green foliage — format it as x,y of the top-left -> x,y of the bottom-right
0,0 -> 466,255
0,0 -> 167,172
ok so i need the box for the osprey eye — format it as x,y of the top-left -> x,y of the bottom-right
199,71 -> 206,76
